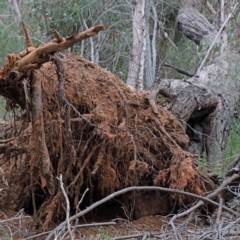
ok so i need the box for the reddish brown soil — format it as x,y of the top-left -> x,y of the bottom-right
0,53 -> 214,230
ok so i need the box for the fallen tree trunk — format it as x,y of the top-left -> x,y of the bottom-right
157,58 -> 239,169
157,1 -> 240,170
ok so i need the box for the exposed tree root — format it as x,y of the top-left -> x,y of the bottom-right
0,54 -> 215,228
0,24 -> 216,229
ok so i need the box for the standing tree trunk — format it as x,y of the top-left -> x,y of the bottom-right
127,0 -> 145,88
7,0 -> 21,22
145,0 -> 157,88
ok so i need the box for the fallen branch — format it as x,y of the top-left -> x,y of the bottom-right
197,2 -> 239,73
164,63 -> 195,77
169,173 -> 240,223
46,185 -> 239,240
57,174 -> 73,240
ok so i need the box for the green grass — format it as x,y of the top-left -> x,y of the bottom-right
223,116 -> 240,167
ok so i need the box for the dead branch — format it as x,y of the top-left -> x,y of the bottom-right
57,174 -> 73,240
73,188 -> 89,231
46,185 -> 239,240
0,137 -> 15,143
113,233 -> 149,240
170,173 -> 240,222
31,70 -> 54,195
22,22 -> 34,48
197,2 -> 239,73
10,24 -> 105,72
225,154 -> 240,177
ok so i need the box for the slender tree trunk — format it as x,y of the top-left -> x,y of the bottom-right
127,0 -> 145,88
138,1 -> 147,90
7,0 -> 21,23
145,0 -> 153,88
151,0 -> 157,84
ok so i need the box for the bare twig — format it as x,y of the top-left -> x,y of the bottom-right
170,174 -> 240,222
197,2 -> 239,74
206,1 -> 217,15
216,198 -> 223,225
164,63 -> 195,77
113,233 -> 147,240
73,188 -> 89,232
214,198 -> 223,240
57,174 -> 74,240
51,29 -> 64,43
169,220 -> 179,240
0,137 -> 15,143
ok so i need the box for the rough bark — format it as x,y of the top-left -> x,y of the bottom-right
176,6 -> 216,45
156,56 -> 239,169
156,1 -> 240,169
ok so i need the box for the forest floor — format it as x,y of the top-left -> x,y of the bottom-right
0,209 -> 209,239
1,206 -> 238,240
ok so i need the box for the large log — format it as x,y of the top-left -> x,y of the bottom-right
176,6 -> 216,45
157,57 -> 239,169
158,1 -> 240,170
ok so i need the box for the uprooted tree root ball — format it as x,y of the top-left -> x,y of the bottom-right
0,53 -> 215,229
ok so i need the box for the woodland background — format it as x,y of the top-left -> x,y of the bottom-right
1,0 -> 240,239
1,0 -> 240,169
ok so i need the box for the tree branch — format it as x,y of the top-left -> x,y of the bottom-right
46,184 -> 240,240
10,24 -> 105,72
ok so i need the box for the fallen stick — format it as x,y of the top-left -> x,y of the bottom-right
169,173 -> 240,222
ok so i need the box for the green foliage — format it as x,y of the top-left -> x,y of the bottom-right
223,116 -> 240,167
213,161 -> 222,182
100,231 -> 110,240
0,3 -> 22,66
0,97 -> 6,120
198,151 -> 208,173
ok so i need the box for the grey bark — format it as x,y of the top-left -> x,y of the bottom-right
7,0 -> 21,21
156,56 -> 240,169
145,0 -> 157,88
145,0 -> 153,88
127,0 -> 145,88
154,0 -> 240,169
151,1 -> 157,83
176,6 -> 216,45
137,0 -> 147,90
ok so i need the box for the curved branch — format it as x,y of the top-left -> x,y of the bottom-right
46,184 -> 240,240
